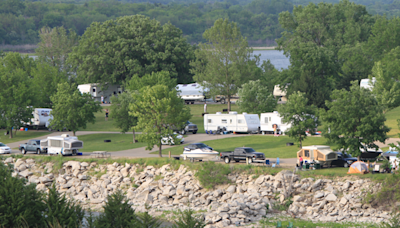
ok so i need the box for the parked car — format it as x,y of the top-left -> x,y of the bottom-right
331,152 -> 357,168
0,142 -> 11,154
220,147 -> 265,164
173,121 -> 198,135
19,139 -> 46,154
161,133 -> 184,145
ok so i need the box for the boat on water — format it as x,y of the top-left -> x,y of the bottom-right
180,143 -> 219,161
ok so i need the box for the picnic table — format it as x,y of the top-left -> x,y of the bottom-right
91,151 -> 111,158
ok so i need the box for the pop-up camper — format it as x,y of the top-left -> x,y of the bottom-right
78,83 -> 122,103
260,111 -> 291,134
297,145 -> 338,167
40,134 -> 83,156
203,112 -> 260,133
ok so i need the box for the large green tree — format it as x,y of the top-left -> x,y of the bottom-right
277,91 -> 318,148
124,71 -> 177,92
130,85 -> 191,157
0,53 -> 34,139
321,81 -> 389,158
50,82 -> 101,136
110,91 -> 138,143
237,80 -> 277,115
277,0 -> 375,108
191,18 -> 260,111
69,15 -> 195,85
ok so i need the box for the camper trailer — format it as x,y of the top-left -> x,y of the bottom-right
360,78 -> 376,91
260,111 -> 291,134
297,145 -> 338,167
26,108 -> 53,129
204,112 -> 260,133
273,85 -> 288,104
40,134 -> 83,156
176,83 -> 207,104
77,83 -> 122,103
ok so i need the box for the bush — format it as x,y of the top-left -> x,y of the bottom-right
136,211 -> 162,228
194,162 -> 231,189
173,209 -> 206,228
380,212 -> 400,228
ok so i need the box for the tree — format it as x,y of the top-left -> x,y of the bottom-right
321,81 -> 389,158
68,15 -> 195,85
130,85 -> 191,157
190,18 -> 260,111
237,80 -> 277,115
50,82 -> 101,136
277,92 -> 318,148
124,71 -> 177,92
0,53 -> 34,139
110,91 -> 138,143
36,26 -> 78,73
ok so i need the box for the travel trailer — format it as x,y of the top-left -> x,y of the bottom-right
260,111 -> 291,134
25,108 -> 53,129
360,78 -> 376,91
297,145 -> 338,167
273,85 -> 288,104
77,83 -> 122,103
40,134 -> 83,156
176,83 -> 207,104
203,112 -> 260,133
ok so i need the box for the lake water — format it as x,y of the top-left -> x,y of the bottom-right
253,50 -> 290,70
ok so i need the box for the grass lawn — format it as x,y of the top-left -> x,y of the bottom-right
156,135 -> 332,158
190,103 -> 239,133
78,133 -> 146,152
81,110 -> 121,132
0,129 -> 51,144
385,106 -> 400,138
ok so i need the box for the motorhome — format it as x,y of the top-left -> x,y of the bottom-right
360,78 -> 376,91
26,108 -> 53,129
203,112 -> 260,133
176,83 -> 207,104
77,83 -> 122,103
40,134 -> 83,156
260,111 -> 291,134
273,85 -> 288,104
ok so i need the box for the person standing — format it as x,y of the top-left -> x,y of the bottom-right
101,96 -> 104,104
105,109 -> 109,121
299,156 -> 303,168
204,102 -> 207,113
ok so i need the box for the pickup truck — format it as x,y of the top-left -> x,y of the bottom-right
220,147 -> 265,164
174,121 -> 198,135
19,139 -> 46,154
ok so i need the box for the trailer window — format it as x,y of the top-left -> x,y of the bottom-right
208,119 -> 212,123
221,119 -> 227,124
265,117 -> 268,123
238,119 -> 243,124
269,117 -> 271,121
304,150 -> 310,157
230,119 -> 232,124
50,140 -> 62,147
92,88 -> 96,92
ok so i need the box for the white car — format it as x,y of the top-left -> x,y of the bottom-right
161,133 -> 184,145
0,142 -> 11,154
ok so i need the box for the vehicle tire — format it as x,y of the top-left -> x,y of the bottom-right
72,150 -> 77,156
224,157 -> 230,164
248,157 -> 253,164
181,129 -> 186,135
191,102 -> 194,104
235,160 -> 240,163
216,130 -> 220,134
193,131 -> 197,134
21,148 -> 26,154
221,98 -> 226,104
344,163 -> 349,168
36,149 -> 40,155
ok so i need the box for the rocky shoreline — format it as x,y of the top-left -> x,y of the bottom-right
4,157 -> 390,227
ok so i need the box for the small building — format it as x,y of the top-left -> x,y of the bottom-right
273,85 -> 288,104
297,145 -> 338,167
77,83 -> 122,103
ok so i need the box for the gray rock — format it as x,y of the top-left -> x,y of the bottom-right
18,169 -> 33,178
314,192 -> 324,199
325,193 -> 337,202
39,176 -> 52,184
4,157 -> 13,163
226,185 -> 236,194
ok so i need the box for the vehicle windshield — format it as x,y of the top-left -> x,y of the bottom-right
197,143 -> 208,148
245,148 -> 256,153
35,140 -> 40,145
0,143 -> 5,147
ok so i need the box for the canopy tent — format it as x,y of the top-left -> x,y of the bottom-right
347,161 -> 369,174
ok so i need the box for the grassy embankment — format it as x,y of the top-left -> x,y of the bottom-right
385,105 -> 400,138
78,133 -> 146,152
0,129 -> 51,144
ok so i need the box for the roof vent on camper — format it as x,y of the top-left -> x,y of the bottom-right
229,111 -> 238,115
61,134 -> 70,138
216,112 -> 222,115
242,112 -> 247,114
273,111 -> 279,114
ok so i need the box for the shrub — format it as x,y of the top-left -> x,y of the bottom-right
194,161 -> 231,189
94,190 -> 137,228
380,212 -> 400,228
172,209 -> 206,228
0,162 -> 46,227
136,211 -> 162,228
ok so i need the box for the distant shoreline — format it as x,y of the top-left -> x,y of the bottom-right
251,46 -> 277,50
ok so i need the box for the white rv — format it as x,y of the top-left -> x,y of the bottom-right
40,134 -> 83,156
273,85 -> 288,104
260,111 -> 291,134
360,78 -> 375,90
176,83 -> 207,104
204,112 -> 260,133
77,83 -> 123,103
26,108 -> 53,129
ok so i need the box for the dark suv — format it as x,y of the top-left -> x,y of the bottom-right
331,152 -> 357,168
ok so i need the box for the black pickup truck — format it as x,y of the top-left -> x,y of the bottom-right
220,147 -> 265,164
19,139 -> 46,154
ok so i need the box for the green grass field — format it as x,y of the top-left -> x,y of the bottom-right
0,129 -> 51,144
189,103 -> 238,133
81,110 -> 121,132
156,135 -> 332,158
78,133 -> 146,152
385,106 -> 400,138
